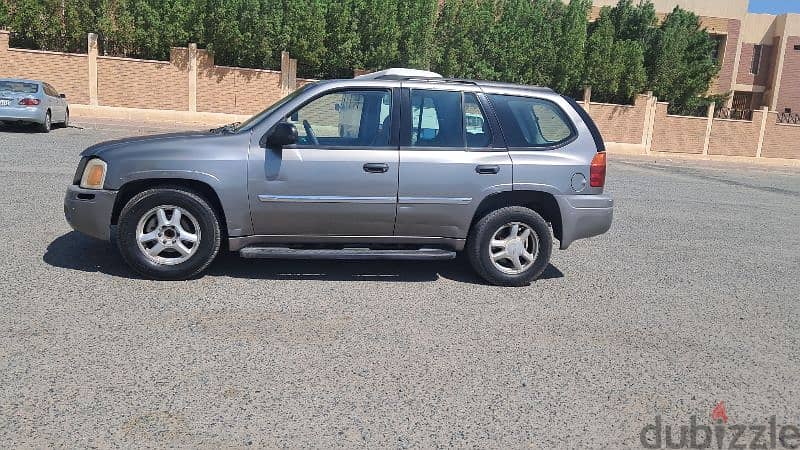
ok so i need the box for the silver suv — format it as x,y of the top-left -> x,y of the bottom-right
64,69 -> 613,286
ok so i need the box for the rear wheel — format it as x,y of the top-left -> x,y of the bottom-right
38,111 -> 51,133
116,187 -> 221,280
466,206 -> 553,287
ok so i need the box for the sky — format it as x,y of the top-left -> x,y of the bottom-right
748,0 -> 800,14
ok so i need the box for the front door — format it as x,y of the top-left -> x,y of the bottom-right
43,83 -> 66,122
248,88 -> 399,237
395,86 -> 512,239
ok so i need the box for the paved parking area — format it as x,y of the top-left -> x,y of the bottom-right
1,123 -> 799,448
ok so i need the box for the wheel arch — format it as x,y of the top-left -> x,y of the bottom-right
111,178 -> 228,238
471,190 -> 562,243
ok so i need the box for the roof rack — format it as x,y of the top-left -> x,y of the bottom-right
355,68 -> 443,80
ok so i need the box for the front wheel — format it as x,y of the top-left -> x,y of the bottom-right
466,206 -> 553,287
56,109 -> 69,128
116,187 -> 221,280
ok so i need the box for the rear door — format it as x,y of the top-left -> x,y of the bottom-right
395,83 -> 512,238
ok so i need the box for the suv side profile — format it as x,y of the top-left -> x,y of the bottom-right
64,69 -> 613,286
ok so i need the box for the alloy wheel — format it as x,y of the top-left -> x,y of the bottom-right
136,205 -> 201,265
488,221 -> 539,275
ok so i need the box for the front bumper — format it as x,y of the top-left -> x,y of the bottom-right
64,185 -> 117,241
556,194 -> 614,250
0,106 -> 45,124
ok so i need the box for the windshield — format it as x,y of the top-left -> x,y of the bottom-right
236,83 -> 316,132
0,81 -> 39,94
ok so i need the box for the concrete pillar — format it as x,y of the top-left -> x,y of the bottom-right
644,96 -> 658,154
188,43 -> 197,112
583,86 -> 592,105
702,103 -> 715,156
280,51 -> 290,93
756,106 -> 769,158
88,33 -> 98,106
641,92 -> 653,148
0,30 -> 10,52
288,58 -> 297,90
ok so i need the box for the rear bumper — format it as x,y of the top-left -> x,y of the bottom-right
0,107 -> 45,124
64,185 -> 117,241
555,194 -> 614,250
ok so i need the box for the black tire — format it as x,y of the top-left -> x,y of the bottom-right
38,111 -> 51,133
56,109 -> 69,128
116,187 -> 221,280
466,206 -> 553,287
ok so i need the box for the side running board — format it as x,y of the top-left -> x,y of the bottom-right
239,247 -> 457,261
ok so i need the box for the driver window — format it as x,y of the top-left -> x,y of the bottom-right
286,89 -> 392,147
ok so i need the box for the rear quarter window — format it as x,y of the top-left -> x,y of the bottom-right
488,94 -> 576,149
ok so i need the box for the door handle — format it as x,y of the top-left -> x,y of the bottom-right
476,165 -> 500,174
363,163 -> 389,173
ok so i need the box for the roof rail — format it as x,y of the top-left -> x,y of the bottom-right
356,68 -> 443,80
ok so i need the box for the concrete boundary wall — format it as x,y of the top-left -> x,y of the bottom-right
651,103 -> 709,154
583,94 -> 651,146
0,30 -> 307,116
2,30 -> 800,159
708,111 -> 765,157
580,87 -> 799,159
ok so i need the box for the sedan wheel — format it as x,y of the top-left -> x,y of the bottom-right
39,112 -> 51,133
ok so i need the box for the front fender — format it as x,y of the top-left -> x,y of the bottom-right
118,169 -> 221,188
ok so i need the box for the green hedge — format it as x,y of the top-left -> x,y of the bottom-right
0,0 -> 722,113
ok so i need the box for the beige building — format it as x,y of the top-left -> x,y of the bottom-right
589,0 -> 800,114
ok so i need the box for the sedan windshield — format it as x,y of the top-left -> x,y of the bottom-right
0,81 -> 39,94
236,83 -> 315,132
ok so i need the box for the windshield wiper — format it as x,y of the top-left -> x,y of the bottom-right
210,122 -> 242,134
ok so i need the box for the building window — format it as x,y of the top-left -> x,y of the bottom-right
711,35 -> 726,63
751,45 -> 762,74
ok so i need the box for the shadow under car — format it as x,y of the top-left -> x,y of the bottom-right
44,231 -> 565,284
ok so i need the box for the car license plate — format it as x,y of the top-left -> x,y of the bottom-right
0,99 -> 10,107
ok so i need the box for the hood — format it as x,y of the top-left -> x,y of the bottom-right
80,131 -> 218,158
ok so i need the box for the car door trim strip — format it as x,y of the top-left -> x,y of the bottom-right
398,197 -> 472,205
258,195 -> 396,204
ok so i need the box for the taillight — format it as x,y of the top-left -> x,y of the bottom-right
19,98 -> 40,106
590,152 -> 607,188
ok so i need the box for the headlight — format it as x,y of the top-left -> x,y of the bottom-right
80,159 -> 107,189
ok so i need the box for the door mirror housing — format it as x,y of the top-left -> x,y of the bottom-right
59,93 -> 66,99
264,122 -> 298,147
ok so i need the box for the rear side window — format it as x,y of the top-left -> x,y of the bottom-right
488,94 -> 575,148
562,94 -> 606,152
409,89 -> 464,148
463,93 -> 491,147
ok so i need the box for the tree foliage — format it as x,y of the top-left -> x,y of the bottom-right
1,0 -> 722,111
647,6 -> 722,114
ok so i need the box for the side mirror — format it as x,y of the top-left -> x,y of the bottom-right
264,122 -> 298,147
59,93 -> 66,99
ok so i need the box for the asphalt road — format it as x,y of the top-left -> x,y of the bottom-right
1,122 -> 799,448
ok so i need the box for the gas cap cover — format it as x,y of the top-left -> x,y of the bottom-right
571,173 -> 587,192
